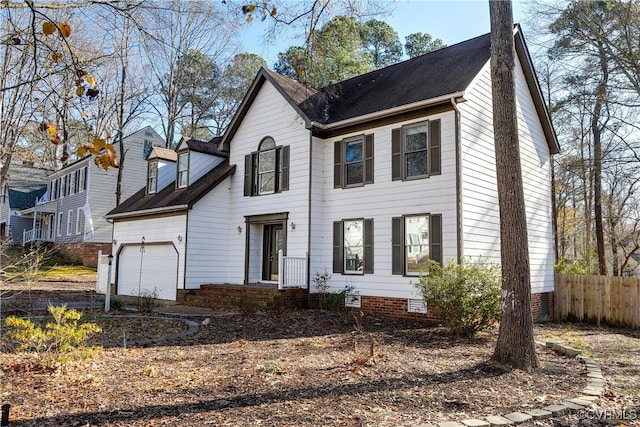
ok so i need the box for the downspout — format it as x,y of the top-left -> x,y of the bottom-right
451,97 -> 463,263
307,130 -> 313,291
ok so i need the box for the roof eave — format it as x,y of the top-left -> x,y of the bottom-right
309,92 -> 466,133
514,25 -> 560,155
105,204 -> 188,220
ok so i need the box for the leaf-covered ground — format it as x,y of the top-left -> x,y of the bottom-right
0,282 -> 638,426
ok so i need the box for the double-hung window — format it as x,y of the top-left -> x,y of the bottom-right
56,212 -> 63,237
66,209 -> 73,236
392,214 -> 442,276
244,137 -> 290,196
392,119 -> 441,181
334,134 -> 374,188
177,152 -> 189,188
147,160 -> 158,194
333,218 -> 374,274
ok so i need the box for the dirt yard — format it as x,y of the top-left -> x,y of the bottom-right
0,282 -> 638,426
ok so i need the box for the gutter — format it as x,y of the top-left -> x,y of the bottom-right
105,204 -> 188,220
309,91 -> 466,131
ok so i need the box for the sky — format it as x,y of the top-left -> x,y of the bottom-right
238,0 -> 529,68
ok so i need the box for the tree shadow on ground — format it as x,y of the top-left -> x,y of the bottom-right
17,361 -> 505,426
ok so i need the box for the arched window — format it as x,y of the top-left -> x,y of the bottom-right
258,137 -> 276,194
244,137 -> 289,196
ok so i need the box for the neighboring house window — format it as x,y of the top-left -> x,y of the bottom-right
74,170 -> 80,193
392,119 -> 441,181
0,184 -> 5,204
334,134 -> 374,188
244,137 -> 290,196
143,140 -> 153,159
333,218 -> 374,274
66,209 -> 73,236
75,207 -> 82,235
147,160 -> 158,194
56,212 -> 63,237
392,214 -> 442,276
81,167 -> 87,191
177,152 -> 188,188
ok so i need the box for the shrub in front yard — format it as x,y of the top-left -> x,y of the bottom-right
415,259 -> 501,338
2,305 -> 102,370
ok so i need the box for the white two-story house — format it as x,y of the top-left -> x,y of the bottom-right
107,26 -> 559,319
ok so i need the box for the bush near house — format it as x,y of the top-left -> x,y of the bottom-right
415,259 -> 501,338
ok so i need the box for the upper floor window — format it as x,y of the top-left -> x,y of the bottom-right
392,119 -> 441,181
244,137 -> 289,197
392,213 -> 442,276
334,134 -> 374,188
147,160 -> 158,194
177,152 -> 189,188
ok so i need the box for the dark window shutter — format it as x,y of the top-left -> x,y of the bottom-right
392,217 -> 403,275
430,214 -> 442,264
334,140 -> 343,188
333,221 -> 344,273
364,134 -> 374,184
429,120 -> 441,176
279,145 -> 290,192
391,128 -> 402,181
244,154 -> 254,196
363,218 -> 374,274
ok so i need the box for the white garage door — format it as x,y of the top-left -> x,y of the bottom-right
117,243 -> 178,301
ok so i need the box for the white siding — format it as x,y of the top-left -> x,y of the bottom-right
112,214 -> 187,289
459,58 -> 554,293
309,111 -> 458,300
188,152 -> 225,185
85,126 -> 164,244
185,175 -> 232,288
225,81 -> 311,285
156,159 -> 177,192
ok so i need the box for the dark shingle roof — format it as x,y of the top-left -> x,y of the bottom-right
5,163 -> 52,192
291,33 -> 491,125
185,137 -> 227,156
106,160 -> 235,218
9,186 -> 47,210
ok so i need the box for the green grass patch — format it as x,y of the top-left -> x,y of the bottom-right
38,265 -> 97,282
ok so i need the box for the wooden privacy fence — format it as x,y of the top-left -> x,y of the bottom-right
555,274 -> 640,328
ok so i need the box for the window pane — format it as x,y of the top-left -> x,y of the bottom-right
259,171 -> 275,193
405,215 -> 430,274
345,163 -> 363,186
259,137 -> 276,150
406,152 -> 428,177
344,220 -> 364,272
179,171 -> 188,188
258,150 -> 275,173
345,140 -> 363,163
404,125 -> 427,152
178,153 -> 188,169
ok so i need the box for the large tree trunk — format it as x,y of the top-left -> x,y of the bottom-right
488,0 -> 539,372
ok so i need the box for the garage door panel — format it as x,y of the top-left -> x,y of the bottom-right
117,244 -> 178,301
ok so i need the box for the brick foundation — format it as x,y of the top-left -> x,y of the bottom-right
326,292 -> 555,322
57,242 -> 112,268
531,291 -> 554,322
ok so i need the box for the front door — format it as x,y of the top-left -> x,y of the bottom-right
262,224 -> 283,281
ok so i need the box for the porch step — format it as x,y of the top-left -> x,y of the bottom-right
179,284 -> 308,312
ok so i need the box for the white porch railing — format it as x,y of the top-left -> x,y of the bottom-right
278,250 -> 308,290
23,228 -> 54,244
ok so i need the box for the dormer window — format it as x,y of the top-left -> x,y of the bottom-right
147,160 -> 158,194
244,137 -> 290,197
177,152 -> 188,188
